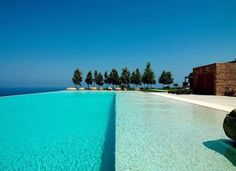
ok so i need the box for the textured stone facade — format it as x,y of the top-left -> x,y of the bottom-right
191,61 -> 236,95
215,63 -> 236,95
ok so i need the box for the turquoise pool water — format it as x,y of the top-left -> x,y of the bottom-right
116,92 -> 236,171
0,92 -> 115,170
0,91 -> 235,170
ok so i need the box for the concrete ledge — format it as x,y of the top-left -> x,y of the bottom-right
149,93 -> 236,112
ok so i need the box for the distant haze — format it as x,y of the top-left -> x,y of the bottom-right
1,0 -> 236,87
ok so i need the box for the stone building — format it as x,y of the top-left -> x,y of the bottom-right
190,61 -> 236,96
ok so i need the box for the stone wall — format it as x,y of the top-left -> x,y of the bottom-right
191,62 -> 236,96
192,64 -> 216,95
215,63 -> 236,95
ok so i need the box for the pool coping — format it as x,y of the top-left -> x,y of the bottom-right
149,92 -> 234,112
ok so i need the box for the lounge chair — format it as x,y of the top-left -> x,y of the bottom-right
89,87 -> 97,90
67,87 -> 77,91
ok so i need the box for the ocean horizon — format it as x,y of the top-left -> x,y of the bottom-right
0,87 -> 66,97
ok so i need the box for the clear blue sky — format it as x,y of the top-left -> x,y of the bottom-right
0,0 -> 236,87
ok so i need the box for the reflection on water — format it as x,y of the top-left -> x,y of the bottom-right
203,139 -> 236,166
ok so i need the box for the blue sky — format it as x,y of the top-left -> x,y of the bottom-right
0,0 -> 236,87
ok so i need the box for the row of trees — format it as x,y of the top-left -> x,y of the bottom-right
72,62 -> 174,88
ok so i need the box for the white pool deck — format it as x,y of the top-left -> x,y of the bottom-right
150,93 -> 236,112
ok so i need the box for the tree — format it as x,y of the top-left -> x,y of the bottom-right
104,71 -> 109,88
109,68 -> 120,87
96,72 -> 104,87
120,67 -> 131,88
72,69 -> 82,88
158,71 -> 174,88
94,70 -> 98,86
134,68 -> 142,87
85,71 -> 93,88
142,62 -> 156,88
131,68 -> 142,88
130,71 -> 135,87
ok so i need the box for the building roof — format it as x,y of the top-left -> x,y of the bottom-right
193,60 -> 236,70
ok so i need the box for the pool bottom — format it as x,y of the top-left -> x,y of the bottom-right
116,92 -> 235,171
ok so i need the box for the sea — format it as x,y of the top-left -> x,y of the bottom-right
0,87 -> 66,97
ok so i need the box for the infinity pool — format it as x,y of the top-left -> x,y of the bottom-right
0,91 -> 235,170
0,92 -> 115,170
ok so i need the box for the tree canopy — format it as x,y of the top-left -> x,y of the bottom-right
130,71 -> 135,86
142,62 -> 156,87
158,71 -> 174,87
71,62 -> 175,89
131,68 -> 142,87
104,71 -> 109,84
85,71 -> 93,87
96,72 -> 104,86
109,68 -> 120,86
94,70 -> 98,86
72,69 -> 82,87
134,68 -> 142,86
120,67 -> 131,88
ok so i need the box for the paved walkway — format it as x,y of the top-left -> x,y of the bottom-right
149,93 -> 236,112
